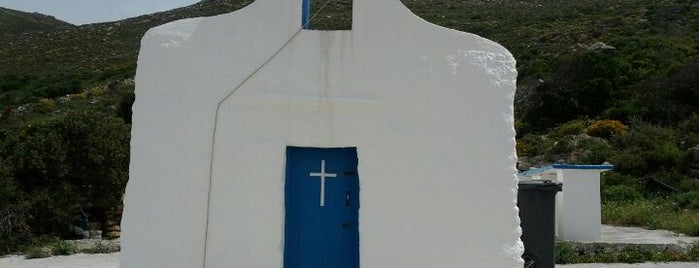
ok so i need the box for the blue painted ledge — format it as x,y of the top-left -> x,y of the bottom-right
519,164 -> 614,177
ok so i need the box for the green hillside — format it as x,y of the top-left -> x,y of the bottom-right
0,0 -> 698,257
0,7 -> 72,34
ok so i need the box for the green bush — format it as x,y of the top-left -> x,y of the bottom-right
603,172 -> 639,187
551,139 -> 574,155
117,91 -> 135,124
515,120 -> 532,138
520,50 -> 630,128
602,185 -> 643,203
678,114 -> 699,149
0,161 -> 33,255
35,98 -> 56,113
0,110 -> 130,250
612,123 -> 683,174
51,241 -> 75,256
517,134 -> 555,157
633,59 -> 699,125
555,242 -> 580,264
646,143 -> 683,171
651,171 -> 699,193
551,119 -> 587,137
578,138 -> 615,165
676,191 -> 699,209
608,153 -> 647,177
686,223 -> 699,236
0,204 -> 32,255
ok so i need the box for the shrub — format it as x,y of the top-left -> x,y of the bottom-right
515,120 -> 532,138
602,185 -> 643,203
646,143 -> 683,171
555,242 -> 580,264
608,153 -> 647,177
2,110 -> 130,241
72,92 -> 87,100
675,191 -> 699,209
117,91 -> 135,124
51,240 -> 75,256
603,172 -> 640,187
678,114 -> 699,150
517,134 -> 554,157
85,87 -> 105,97
612,123 -> 683,174
551,139 -> 574,155
633,59 -> 699,124
586,119 -> 629,139
651,171 -> 699,193
686,223 -> 699,236
578,138 -> 615,164
551,119 -> 587,136
0,163 -> 33,255
0,204 -> 32,255
35,98 -> 55,113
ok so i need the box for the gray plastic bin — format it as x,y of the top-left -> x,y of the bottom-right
518,180 -> 563,268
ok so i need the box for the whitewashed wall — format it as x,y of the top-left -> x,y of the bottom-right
121,0 -> 522,267
556,169 -> 603,242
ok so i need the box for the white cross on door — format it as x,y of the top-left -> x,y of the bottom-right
309,160 -> 338,207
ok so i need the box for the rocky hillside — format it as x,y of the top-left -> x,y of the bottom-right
0,7 -> 72,34
0,0 -> 254,77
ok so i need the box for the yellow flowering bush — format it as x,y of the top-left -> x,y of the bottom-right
586,119 -> 629,139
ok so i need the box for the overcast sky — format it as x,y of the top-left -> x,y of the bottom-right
0,0 -> 200,25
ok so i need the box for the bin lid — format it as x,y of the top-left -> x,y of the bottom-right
518,180 -> 562,192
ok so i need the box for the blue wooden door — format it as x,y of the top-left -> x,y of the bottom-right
284,147 -> 359,268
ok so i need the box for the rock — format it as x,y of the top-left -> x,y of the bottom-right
514,76 -> 544,117
89,230 -> 102,239
517,160 -> 532,171
570,43 -> 588,52
587,41 -> 616,52
104,231 -> 121,239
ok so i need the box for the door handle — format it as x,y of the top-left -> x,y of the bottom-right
345,191 -> 351,206
342,222 -> 353,228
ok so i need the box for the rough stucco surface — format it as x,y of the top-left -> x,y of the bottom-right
121,0 -> 522,267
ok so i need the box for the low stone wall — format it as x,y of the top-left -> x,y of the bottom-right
65,239 -> 120,254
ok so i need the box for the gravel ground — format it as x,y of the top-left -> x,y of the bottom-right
0,253 -> 119,268
1,253 -> 697,268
